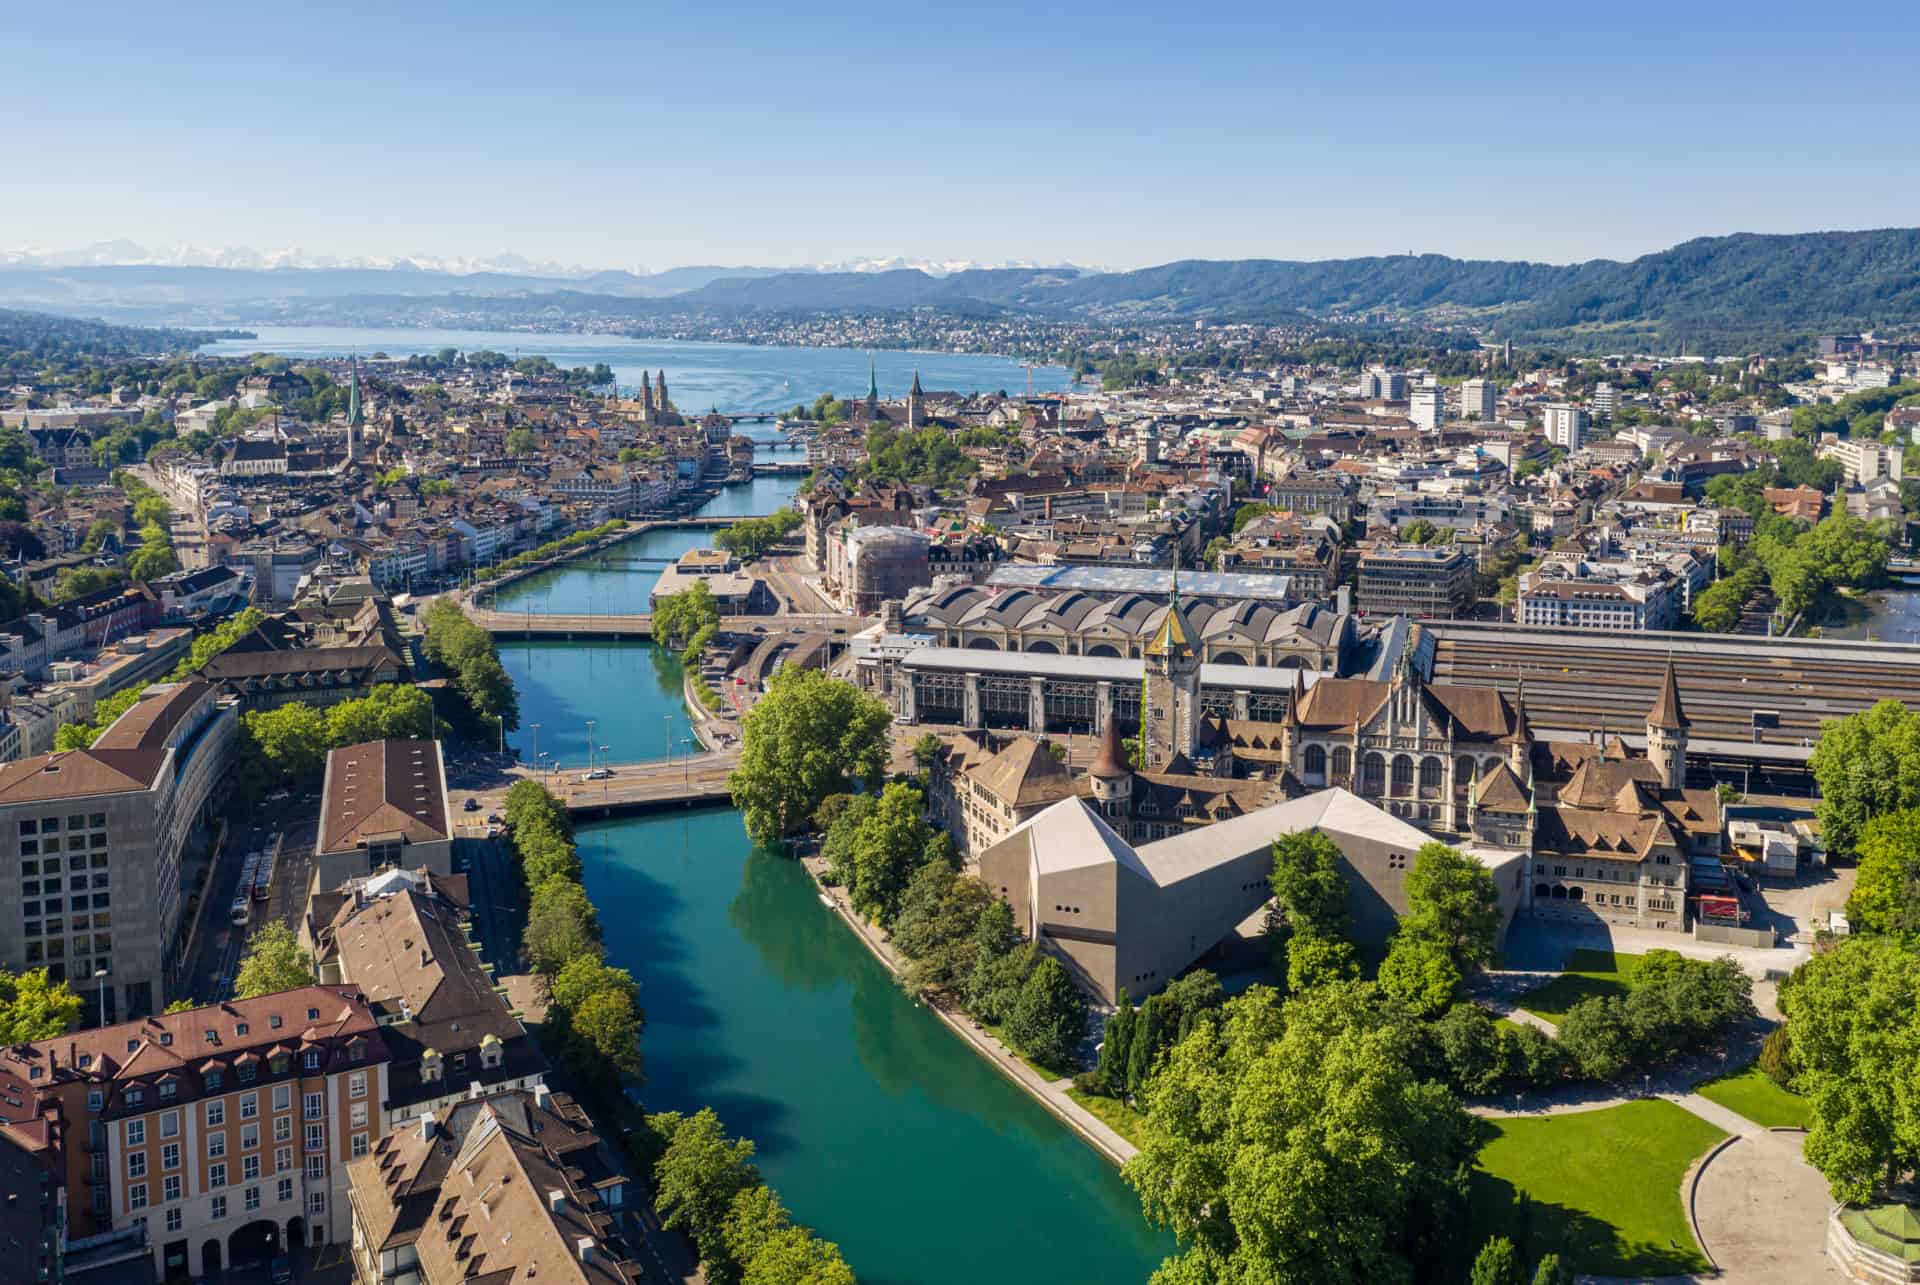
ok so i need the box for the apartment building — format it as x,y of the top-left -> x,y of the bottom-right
347,1086 -> 642,1285
1542,404 -> 1589,450
1410,386 -> 1444,431
1355,545 -> 1476,618
1516,561 -> 1684,632
309,868 -> 547,1132
4,986 -> 390,1280
1461,378 -> 1498,422
0,680 -> 238,1022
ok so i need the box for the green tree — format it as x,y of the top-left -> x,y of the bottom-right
1432,1002 -> 1510,1096
1004,955 -> 1088,1071
524,876 -> 602,977
1098,991 -> 1137,1095
652,578 -> 720,649
0,968 -> 83,1042
163,998 -> 197,1014
742,1229 -> 855,1285
1844,808 -> 1920,939
1531,1252 -> 1572,1285
323,684 -> 434,746
1376,931 -> 1463,1018
1777,935 -> 1920,1202
1810,699 -> 1920,858
551,954 -> 644,1080
1555,995 -> 1634,1081
1402,842 -> 1501,972
233,922 -> 315,998
1286,932 -> 1360,994
127,538 -> 179,581
1269,830 -> 1352,940
846,783 -> 934,927
1124,982 -> 1476,1284
506,427 -> 538,455
969,943 -> 1037,1027
728,669 -> 892,845
911,733 -> 945,774
241,703 -> 329,785
890,861 -> 991,999
652,1109 -> 761,1282
1469,1236 -> 1526,1285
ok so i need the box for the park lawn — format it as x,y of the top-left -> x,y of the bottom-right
1469,1099 -> 1724,1278
1695,1063 -> 1812,1129
1067,1089 -> 1149,1147
1516,949 -> 1645,1026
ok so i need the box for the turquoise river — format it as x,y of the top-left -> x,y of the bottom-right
497,582 -> 1170,1285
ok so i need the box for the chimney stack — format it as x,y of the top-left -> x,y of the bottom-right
547,1189 -> 565,1213
419,1114 -> 435,1141
576,1237 -> 595,1264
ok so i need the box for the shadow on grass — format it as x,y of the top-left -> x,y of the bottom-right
1466,1117 -> 1707,1279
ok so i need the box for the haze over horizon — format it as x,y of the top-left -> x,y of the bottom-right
6,0 -> 1917,272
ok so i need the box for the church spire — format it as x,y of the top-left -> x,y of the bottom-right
1647,661 -> 1688,730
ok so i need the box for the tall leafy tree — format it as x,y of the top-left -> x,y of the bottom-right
233,923 -> 315,998
1004,955 -> 1088,1071
0,968 -> 82,1042
651,1109 -> 761,1283
1777,935 -> 1920,1202
1845,809 -> 1920,940
1377,931 -> 1463,1019
890,861 -> 992,999
846,783 -> 934,927
728,669 -> 892,845
1809,699 -> 1920,858
1268,831 -> 1352,940
1124,982 -> 1476,1284
1403,842 -> 1502,972
1469,1237 -> 1526,1285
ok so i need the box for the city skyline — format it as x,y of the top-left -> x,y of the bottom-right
8,0 -> 1919,271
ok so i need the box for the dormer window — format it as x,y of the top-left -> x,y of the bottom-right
126,1087 -> 144,1105
235,1023 -> 249,1037
304,1051 -> 321,1071
269,1016 -> 282,1029
269,1054 -> 288,1075
159,1080 -> 176,1099
160,1033 -> 172,1046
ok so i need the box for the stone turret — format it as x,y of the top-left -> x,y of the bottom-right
1646,661 -> 1689,792
1089,716 -> 1132,820
1509,679 -> 1532,777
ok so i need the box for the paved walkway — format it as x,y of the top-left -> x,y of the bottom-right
801,857 -> 1139,1167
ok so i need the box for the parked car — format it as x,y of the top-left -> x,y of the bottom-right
463,797 -> 481,812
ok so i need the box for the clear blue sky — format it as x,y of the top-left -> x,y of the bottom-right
8,0 -> 1917,271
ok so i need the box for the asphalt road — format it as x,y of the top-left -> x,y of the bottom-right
180,801 -> 318,1006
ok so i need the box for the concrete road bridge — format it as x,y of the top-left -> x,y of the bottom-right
469,607 -> 857,640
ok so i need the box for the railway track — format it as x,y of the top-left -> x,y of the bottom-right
1426,624 -> 1920,749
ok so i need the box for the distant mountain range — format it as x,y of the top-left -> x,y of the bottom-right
5,229 -> 1918,350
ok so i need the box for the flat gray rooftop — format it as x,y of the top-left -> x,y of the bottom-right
902,645 -> 1322,693
986,564 -> 1295,601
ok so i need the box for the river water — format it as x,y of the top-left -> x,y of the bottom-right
196,325 -> 1070,410
496,586 -> 1169,1283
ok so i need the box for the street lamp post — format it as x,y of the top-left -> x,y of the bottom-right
93,967 -> 108,1027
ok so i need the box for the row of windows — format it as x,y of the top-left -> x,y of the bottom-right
129,1179 -> 311,1219
22,893 -> 111,919
20,872 -> 108,895
19,813 -> 108,836
18,830 -> 110,856
19,850 -> 110,876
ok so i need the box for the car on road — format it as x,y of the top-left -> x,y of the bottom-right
463,797 -> 481,812
582,767 -> 613,780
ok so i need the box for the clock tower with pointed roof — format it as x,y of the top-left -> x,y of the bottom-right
1141,566 -> 1202,770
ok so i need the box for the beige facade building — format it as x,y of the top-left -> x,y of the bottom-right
976,787 -> 1525,1003
0,679 -> 238,1022
4,986 -> 389,1279
348,1087 -> 642,1285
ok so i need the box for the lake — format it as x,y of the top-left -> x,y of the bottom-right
197,325 -> 1070,412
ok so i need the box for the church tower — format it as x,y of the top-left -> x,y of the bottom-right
1508,678 -> 1532,777
1646,661 -> 1689,792
347,358 -> 363,464
641,371 -> 654,422
866,360 -> 880,419
655,370 -> 670,413
907,370 -> 924,428
1141,567 -> 1201,770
